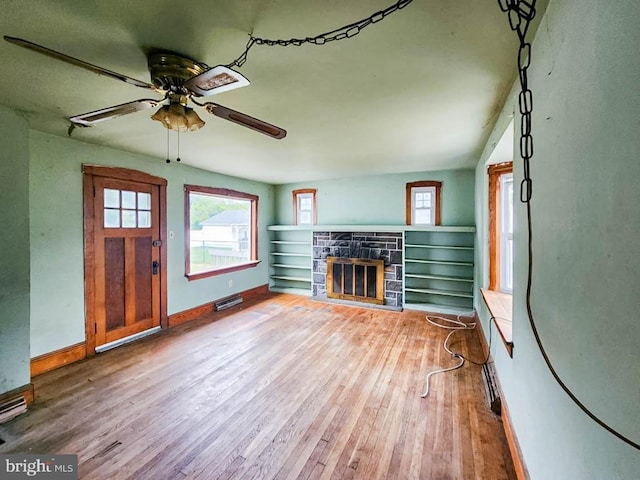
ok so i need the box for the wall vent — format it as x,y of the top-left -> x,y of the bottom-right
0,396 -> 27,424
482,362 -> 501,415
215,294 -> 243,311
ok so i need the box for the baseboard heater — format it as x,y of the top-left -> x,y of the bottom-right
482,361 -> 502,415
215,294 -> 243,311
0,396 -> 27,424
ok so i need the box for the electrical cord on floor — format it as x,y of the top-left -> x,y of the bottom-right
421,312 -> 504,398
421,311 -> 477,398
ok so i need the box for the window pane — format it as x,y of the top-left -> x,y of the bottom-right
188,191 -> 253,274
499,173 -> 514,292
104,208 -> 120,228
122,190 -> 136,209
122,209 -> 136,228
415,208 -> 431,224
300,197 -> 312,210
138,211 -> 151,228
104,189 -> 120,208
412,187 -> 435,225
299,211 -> 312,224
138,192 -> 151,210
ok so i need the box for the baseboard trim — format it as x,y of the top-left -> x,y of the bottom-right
0,383 -> 34,407
168,284 -> 269,327
502,401 -> 529,480
475,320 -> 528,480
31,342 -> 87,377
29,285 -> 270,376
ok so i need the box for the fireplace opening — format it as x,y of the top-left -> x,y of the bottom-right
326,256 -> 384,305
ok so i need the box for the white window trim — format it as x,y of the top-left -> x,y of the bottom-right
296,192 -> 314,225
499,173 -> 514,293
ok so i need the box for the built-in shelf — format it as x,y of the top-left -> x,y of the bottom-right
271,264 -> 311,270
268,228 -> 313,295
270,275 -> 312,283
405,244 -> 474,251
405,258 -> 474,267
405,273 -> 473,283
270,240 -> 311,245
266,225 -> 477,313
404,229 -> 475,312
405,287 -> 473,299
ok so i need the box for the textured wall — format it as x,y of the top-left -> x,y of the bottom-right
0,105 -> 30,393
475,1 -> 640,478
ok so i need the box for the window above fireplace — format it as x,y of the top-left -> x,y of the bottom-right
406,181 -> 442,226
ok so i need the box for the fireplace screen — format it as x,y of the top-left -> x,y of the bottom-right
326,256 -> 384,305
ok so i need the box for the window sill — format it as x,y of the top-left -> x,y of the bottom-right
480,288 -> 513,357
186,260 -> 261,281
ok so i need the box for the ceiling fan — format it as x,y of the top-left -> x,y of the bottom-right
3,36 -> 286,139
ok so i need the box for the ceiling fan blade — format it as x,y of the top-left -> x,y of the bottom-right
3,36 -> 157,90
201,102 -> 287,139
70,99 -> 159,126
184,65 -> 250,97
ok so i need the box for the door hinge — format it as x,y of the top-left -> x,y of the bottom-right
93,185 -> 96,197
95,323 -> 97,334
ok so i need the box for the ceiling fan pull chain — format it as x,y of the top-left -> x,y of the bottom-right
226,0 -> 414,68
176,130 -> 181,163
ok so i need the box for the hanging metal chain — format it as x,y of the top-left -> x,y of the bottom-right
226,0 -> 414,69
498,0 -> 536,203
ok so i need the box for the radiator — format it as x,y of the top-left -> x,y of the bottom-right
482,362 -> 502,415
214,294 -> 243,311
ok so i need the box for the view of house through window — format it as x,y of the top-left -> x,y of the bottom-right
185,186 -> 258,279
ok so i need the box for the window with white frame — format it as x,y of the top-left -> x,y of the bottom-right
499,173 -> 514,292
406,181 -> 442,226
488,162 -> 513,293
293,189 -> 316,225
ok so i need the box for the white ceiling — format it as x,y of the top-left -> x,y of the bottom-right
0,0 -> 545,184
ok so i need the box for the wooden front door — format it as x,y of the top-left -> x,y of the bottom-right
83,165 -> 167,353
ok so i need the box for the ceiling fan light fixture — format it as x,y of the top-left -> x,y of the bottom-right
184,65 -> 250,97
151,104 -> 205,132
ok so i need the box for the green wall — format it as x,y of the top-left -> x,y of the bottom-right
274,169 -> 475,226
28,130 -> 275,357
0,105 -> 30,393
475,0 -> 640,477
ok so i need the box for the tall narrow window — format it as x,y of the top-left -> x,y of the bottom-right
293,189 -> 317,225
499,173 -> 514,292
184,185 -> 259,280
406,181 -> 442,225
488,162 -> 513,292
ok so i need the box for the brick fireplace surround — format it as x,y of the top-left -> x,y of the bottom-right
312,231 -> 403,307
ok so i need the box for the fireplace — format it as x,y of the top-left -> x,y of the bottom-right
326,256 -> 384,305
312,231 -> 403,307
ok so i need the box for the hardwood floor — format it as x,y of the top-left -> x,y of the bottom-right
0,293 -> 516,480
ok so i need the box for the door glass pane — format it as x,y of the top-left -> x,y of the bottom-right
104,189 -> 120,208
138,211 -> 151,228
138,192 -> 151,210
122,190 -> 136,209
104,208 -> 120,228
122,209 -> 137,228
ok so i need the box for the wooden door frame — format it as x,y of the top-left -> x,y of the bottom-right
82,164 -> 168,356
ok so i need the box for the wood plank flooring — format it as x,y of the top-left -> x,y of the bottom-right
0,293 -> 516,480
